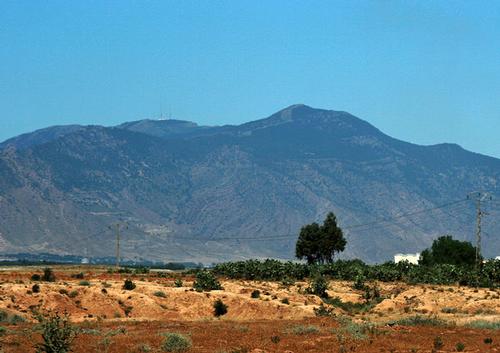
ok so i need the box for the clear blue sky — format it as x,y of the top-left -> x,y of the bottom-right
1,1 -> 499,157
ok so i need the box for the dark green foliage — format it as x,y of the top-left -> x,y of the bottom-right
281,297 -> 290,305
174,279 -> 183,287
122,279 -> 136,290
455,342 -> 465,351
420,235 -> 477,266
308,275 -> 329,298
296,212 -> 346,264
433,336 -> 444,350
484,337 -> 493,344
161,332 -> 192,352
250,290 -> 260,299
213,299 -> 228,317
31,274 -> 41,281
213,258 -> 500,288
32,284 -> 41,293
70,273 -> 84,279
193,271 -> 222,292
314,303 -> 334,317
34,312 -> 76,353
42,268 -> 56,282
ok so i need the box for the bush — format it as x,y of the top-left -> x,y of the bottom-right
32,284 -> 41,293
161,332 -> 192,352
433,336 -> 444,350
213,299 -> 228,317
250,290 -> 261,299
34,312 -> 76,353
174,279 -> 183,288
456,342 -> 465,351
70,273 -> 84,279
281,298 -> 290,305
314,303 -> 334,317
309,275 -> 329,298
154,291 -> 167,298
31,274 -> 41,281
78,280 -> 90,286
68,290 -> 78,298
193,271 -> 222,292
42,268 -> 56,282
123,279 -> 136,290
484,337 -> 493,344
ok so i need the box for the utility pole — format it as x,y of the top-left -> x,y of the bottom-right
109,223 -> 128,269
467,192 -> 492,268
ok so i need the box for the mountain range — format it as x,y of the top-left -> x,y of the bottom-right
0,104 -> 499,263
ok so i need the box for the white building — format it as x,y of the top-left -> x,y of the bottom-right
394,253 -> 420,265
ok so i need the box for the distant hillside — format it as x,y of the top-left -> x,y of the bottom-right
0,105 -> 499,263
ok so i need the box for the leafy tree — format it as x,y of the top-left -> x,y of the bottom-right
296,212 -> 346,264
419,235 -> 477,266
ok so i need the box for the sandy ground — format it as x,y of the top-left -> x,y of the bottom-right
0,266 -> 499,352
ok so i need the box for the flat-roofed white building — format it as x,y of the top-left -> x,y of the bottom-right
394,253 -> 420,265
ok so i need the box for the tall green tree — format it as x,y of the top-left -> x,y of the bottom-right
419,235 -> 477,266
296,212 -> 346,264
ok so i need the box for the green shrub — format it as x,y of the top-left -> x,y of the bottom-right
455,342 -> 465,351
161,332 -> 192,352
42,268 -> 56,282
123,279 -> 136,290
32,284 -> 41,293
174,279 -> 183,287
154,291 -> 167,298
31,274 -> 41,281
213,299 -> 228,317
70,273 -> 84,279
250,290 -> 260,299
78,280 -> 90,286
193,271 -> 222,292
271,335 -> 280,343
281,297 -> 290,305
34,312 -> 76,353
68,290 -> 78,298
433,336 -> 444,350
0,326 -> 7,336
308,275 -> 328,298
484,337 -> 493,344
314,303 -> 334,317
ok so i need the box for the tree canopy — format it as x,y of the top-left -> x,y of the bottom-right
419,235 -> 478,266
296,212 -> 346,264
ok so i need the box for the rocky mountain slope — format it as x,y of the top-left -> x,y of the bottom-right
0,105 -> 499,263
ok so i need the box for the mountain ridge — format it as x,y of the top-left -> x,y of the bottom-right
0,105 -> 498,263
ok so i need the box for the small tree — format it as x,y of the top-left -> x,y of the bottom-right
42,268 -> 56,282
419,235 -> 477,266
213,299 -> 228,317
34,312 -> 76,353
296,212 -> 346,264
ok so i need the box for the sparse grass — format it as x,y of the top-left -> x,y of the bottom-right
161,332 -> 192,352
332,316 -> 379,341
288,324 -> 320,335
466,320 -> 500,330
392,315 -> 449,327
